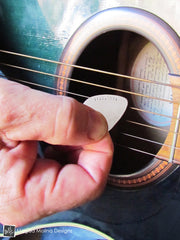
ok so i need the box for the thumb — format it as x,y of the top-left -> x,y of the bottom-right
0,79 -> 108,145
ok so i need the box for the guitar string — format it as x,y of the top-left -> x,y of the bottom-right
0,79 -> 179,163
0,62 -> 178,105
1,49 -> 180,90
1,50 -> 179,105
1,52 -> 180,162
1,60 -> 180,145
116,143 -> 170,162
0,74 -> 89,98
0,72 -> 176,120
0,70 -> 179,123
0,67 -> 179,134
2,70 -> 178,125
1,63 -> 179,126
130,107 -> 176,120
121,132 -> 178,148
1,73 -> 180,154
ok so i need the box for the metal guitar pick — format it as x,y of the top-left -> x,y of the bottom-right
84,94 -> 128,131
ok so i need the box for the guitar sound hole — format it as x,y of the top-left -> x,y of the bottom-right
70,30 -> 169,176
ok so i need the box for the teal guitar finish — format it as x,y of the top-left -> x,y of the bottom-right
0,0 -> 64,92
0,0 -> 99,92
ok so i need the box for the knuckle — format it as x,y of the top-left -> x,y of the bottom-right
53,97 -> 77,143
62,98 -> 77,140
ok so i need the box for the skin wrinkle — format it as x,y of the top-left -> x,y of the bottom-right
24,158 -> 62,212
21,148 -> 38,191
53,97 -> 71,143
53,97 -> 90,145
31,96 -> 55,141
24,171 -> 46,217
78,153 -> 109,185
53,165 -> 94,208
62,98 -> 77,143
49,163 -> 62,195
45,149 -> 105,198
77,162 -> 97,184
45,161 -> 62,198
46,144 -> 112,195
5,142 -> 35,178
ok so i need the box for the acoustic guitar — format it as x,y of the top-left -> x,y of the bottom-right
1,1 -> 180,239
0,0 -> 179,189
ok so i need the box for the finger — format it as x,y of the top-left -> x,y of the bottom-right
0,78 -> 108,145
0,141 -> 37,183
0,134 -> 113,227
0,140 -> 40,226
0,141 -> 37,224
24,134 -> 113,225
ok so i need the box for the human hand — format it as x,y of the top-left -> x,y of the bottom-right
0,78 -> 113,227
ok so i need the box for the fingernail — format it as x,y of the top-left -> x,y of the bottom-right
88,110 -> 108,140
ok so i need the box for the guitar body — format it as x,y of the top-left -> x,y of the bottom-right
1,1 -> 180,239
